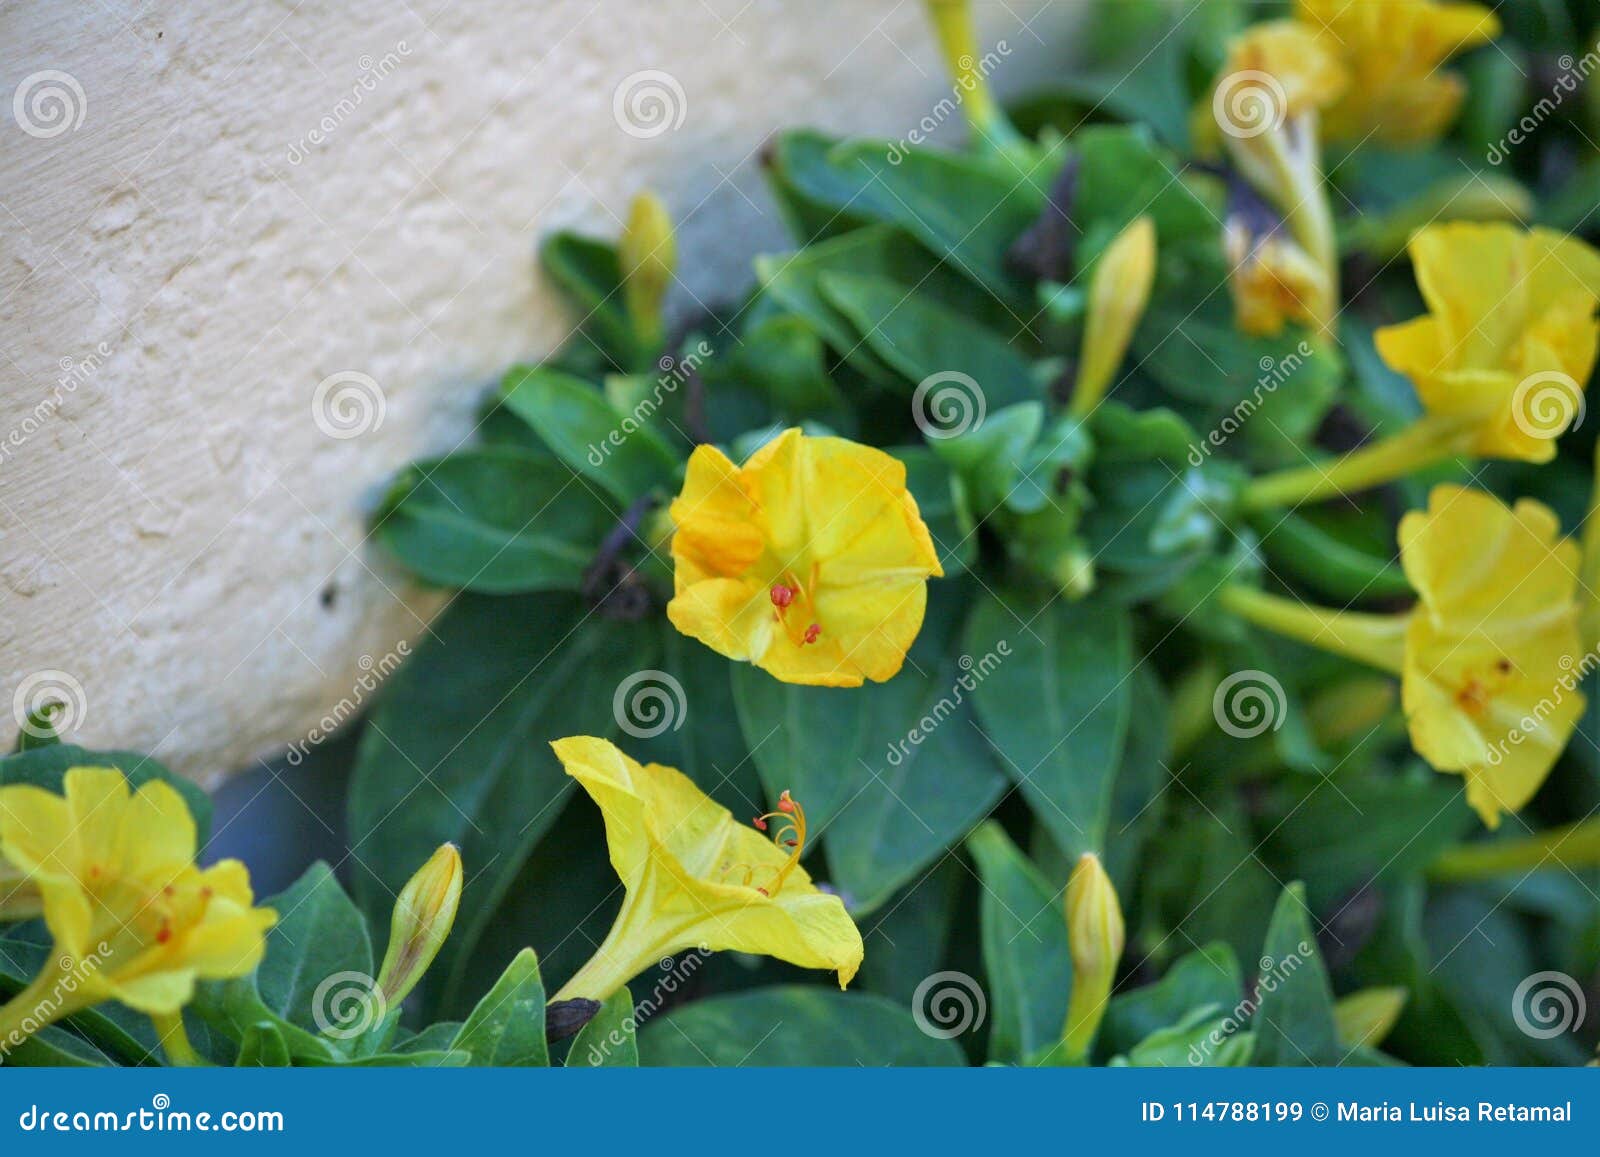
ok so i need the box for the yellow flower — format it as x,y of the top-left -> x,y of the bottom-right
1071,217 -> 1156,415
1299,0 -> 1499,146
1222,486 -> 1586,828
548,737 -> 862,1002
0,768 -> 276,1032
375,843 -> 462,1007
667,428 -> 943,687
1224,219 -> 1329,337
1221,20 -> 1348,124
1375,223 -> 1600,463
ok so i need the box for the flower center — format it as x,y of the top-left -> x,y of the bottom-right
721,790 -> 808,897
768,577 -> 823,647
1456,657 -> 1514,719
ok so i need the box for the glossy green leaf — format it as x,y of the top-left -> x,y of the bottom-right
452,948 -> 549,1066
1251,884 -> 1342,1067
569,987 -> 639,1066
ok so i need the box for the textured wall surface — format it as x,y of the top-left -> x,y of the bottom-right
0,0 -> 1074,785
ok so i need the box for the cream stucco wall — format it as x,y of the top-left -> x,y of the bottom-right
0,0 -> 1076,785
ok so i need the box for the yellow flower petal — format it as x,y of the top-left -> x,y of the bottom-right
1299,0 -> 1499,144
550,737 -> 864,1000
1398,486 -> 1586,827
667,428 -> 943,686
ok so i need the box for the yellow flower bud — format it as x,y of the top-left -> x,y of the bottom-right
376,843 -> 463,1007
619,191 -> 675,347
1333,986 -> 1407,1049
1071,217 -> 1156,416
1062,852 -> 1124,1061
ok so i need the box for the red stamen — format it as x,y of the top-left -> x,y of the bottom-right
752,815 -> 768,831
156,923 -> 172,945
769,584 -> 795,609
802,623 -> 821,645
777,791 -> 795,813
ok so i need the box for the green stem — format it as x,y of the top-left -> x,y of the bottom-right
1240,416 -> 1471,512
153,1012 -> 205,1066
0,969 -> 79,1050
1218,585 -> 1408,674
1430,819 -> 1600,882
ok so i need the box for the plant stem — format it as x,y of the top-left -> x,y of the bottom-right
1218,585 -> 1408,674
1240,416 -> 1471,511
1430,818 -> 1600,882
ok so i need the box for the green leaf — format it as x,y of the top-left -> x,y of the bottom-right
11,705 -> 62,751
1113,1007 -> 1254,1067
569,987 -> 639,1066
966,821 -> 1072,1064
3,1024 -> 113,1067
1073,125 -> 1219,248
1101,942 -> 1243,1059
539,232 -> 651,371
0,746 -> 211,845
1251,883 -> 1343,1067
500,365 -> 681,503
818,272 -> 1039,407
348,592 -> 651,1005
235,1022 -> 292,1067
375,448 -> 615,593
452,948 -> 549,1066
637,986 -> 965,1066
256,863 -> 375,1036
964,590 -> 1133,856
856,862 -> 963,1005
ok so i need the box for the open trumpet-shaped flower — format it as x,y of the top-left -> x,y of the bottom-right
0,768 -> 276,1042
1298,0 -> 1499,146
667,428 -> 943,687
1222,486 -> 1586,828
549,737 -> 863,1002
1375,223 -> 1600,462
1243,224 -> 1600,509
